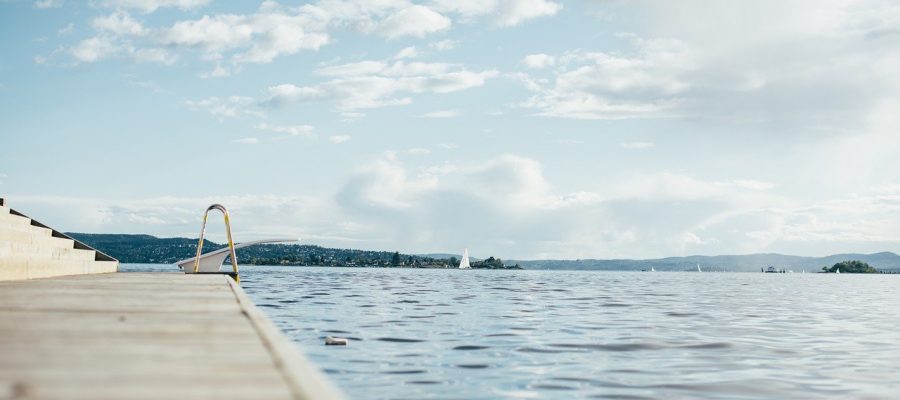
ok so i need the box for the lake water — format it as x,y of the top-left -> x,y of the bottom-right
122,264 -> 900,399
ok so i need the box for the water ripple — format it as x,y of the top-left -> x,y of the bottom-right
184,265 -> 900,400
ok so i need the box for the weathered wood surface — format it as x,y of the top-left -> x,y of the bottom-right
0,273 -> 342,400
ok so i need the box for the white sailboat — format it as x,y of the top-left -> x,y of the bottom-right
651,267 -> 656,272
835,268 -> 840,274
459,248 -> 471,269
697,263 -> 702,272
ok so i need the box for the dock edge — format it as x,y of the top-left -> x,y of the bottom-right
227,276 -> 345,400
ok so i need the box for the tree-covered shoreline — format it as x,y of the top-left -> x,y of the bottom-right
68,233 -> 522,269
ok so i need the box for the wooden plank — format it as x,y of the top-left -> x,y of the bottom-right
0,273 -> 342,400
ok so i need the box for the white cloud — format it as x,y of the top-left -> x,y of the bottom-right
494,0 -> 563,27
516,38 -> 695,119
67,33 -> 175,65
620,141 -> 655,149
521,53 -> 555,69
567,1 -> 900,127
63,3 -> 328,67
431,0 -> 562,27
158,15 -> 254,52
429,39 -> 458,51
267,60 -> 498,110
329,134 -> 351,144
69,37 -> 120,63
334,154 -> 691,258
394,46 -> 419,59
230,14 -> 330,64
157,12 -> 330,65
428,0 -> 493,20
34,0 -> 63,9
687,193 -> 900,256
379,5 -> 451,39
93,12 -> 145,36
12,154 -> 900,258
185,96 -> 264,119
256,122 -> 314,137
131,47 -> 175,64
56,0 -> 560,70
420,110 -> 460,118
134,2 -> 448,67
97,0 -> 211,13
199,65 -> 230,79
232,137 -> 259,144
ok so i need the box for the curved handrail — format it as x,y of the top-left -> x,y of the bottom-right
193,204 -> 240,282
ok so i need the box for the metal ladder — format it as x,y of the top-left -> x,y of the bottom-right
192,204 -> 240,283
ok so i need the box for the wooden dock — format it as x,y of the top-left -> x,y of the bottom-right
0,272 -> 343,400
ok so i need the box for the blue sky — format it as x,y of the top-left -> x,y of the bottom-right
2,0 -> 900,259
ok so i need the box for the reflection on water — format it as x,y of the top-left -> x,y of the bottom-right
122,264 -> 900,399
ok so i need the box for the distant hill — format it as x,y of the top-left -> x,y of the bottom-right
67,233 -> 900,271
510,252 -> 900,272
67,233 -> 510,268
67,234 -> 221,264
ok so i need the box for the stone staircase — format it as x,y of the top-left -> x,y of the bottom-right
0,198 -> 118,281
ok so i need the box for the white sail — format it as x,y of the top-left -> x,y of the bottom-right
459,248 -> 471,269
651,267 -> 656,272
697,263 -> 702,272
835,268 -> 840,274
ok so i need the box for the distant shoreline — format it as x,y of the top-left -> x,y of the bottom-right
72,233 -> 900,272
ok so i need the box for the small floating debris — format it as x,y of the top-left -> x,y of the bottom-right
325,336 -> 349,346
452,345 -> 489,351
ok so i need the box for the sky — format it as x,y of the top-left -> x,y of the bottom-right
2,0 -> 900,260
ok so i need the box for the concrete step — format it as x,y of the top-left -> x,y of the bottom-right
0,202 -> 120,281
0,242 -> 97,262
0,220 -> 54,237
0,210 -> 35,226
0,230 -> 75,250
0,259 -> 118,280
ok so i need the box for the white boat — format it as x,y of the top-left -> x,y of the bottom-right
651,267 -> 656,272
835,268 -> 840,274
697,263 -> 702,272
459,248 -> 471,269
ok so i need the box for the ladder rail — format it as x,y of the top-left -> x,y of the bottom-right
193,204 -> 240,282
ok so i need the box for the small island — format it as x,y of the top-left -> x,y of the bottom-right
821,260 -> 879,273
